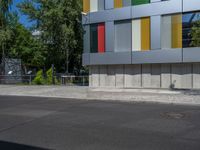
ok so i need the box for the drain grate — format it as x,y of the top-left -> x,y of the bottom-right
161,112 -> 186,119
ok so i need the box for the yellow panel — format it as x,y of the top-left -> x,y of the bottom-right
172,14 -> 182,48
141,17 -> 150,51
83,0 -> 90,13
114,0 -> 123,8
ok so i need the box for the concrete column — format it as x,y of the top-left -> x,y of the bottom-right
161,64 -> 171,88
91,65 -> 100,87
106,65 -> 116,87
171,64 -> 182,89
124,65 -> 133,88
142,64 -> 151,88
182,63 -> 192,89
193,63 -> 200,89
115,65 -> 124,88
132,65 -> 142,88
151,64 -> 161,88
99,65 -> 107,87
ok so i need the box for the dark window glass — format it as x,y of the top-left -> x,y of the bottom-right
132,0 -> 150,6
90,24 -> 98,53
183,12 -> 200,48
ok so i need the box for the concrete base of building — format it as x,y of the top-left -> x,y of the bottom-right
89,63 -> 200,89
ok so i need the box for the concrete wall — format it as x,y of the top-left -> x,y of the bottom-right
89,63 -> 200,89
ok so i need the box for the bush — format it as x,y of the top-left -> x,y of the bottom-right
33,67 -> 60,85
32,70 -> 45,85
46,68 -> 58,85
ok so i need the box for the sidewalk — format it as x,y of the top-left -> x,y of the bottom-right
0,85 -> 200,105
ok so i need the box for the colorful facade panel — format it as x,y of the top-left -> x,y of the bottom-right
90,23 -> 105,53
98,23 -> 105,53
83,0 -> 90,13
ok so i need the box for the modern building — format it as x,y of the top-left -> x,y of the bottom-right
82,0 -> 200,89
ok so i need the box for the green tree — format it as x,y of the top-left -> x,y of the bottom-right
18,0 -> 83,73
190,20 -> 200,47
0,0 -> 13,26
0,0 -> 13,73
1,12 -> 46,70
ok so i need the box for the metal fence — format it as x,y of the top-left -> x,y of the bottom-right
61,75 -> 89,86
0,75 -> 89,86
0,75 -> 36,85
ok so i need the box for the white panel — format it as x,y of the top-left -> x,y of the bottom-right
90,0 -> 98,12
161,16 -> 171,49
132,19 -> 141,51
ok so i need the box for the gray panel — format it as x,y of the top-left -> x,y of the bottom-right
89,7 -> 131,24
183,48 -> 200,63
183,0 -> 200,12
132,49 -> 182,64
113,6 -> 132,20
82,53 -> 90,66
90,52 -> 132,65
89,0 -> 182,24
89,9 -> 114,24
106,21 -> 114,52
115,20 -> 132,52
151,16 -> 161,50
83,25 -> 90,53
98,0 -> 105,11
132,0 -> 182,19
123,0 -> 131,7
151,0 -> 161,2
105,0 -> 114,10
82,14 -> 90,25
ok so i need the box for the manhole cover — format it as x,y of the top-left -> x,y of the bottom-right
161,112 -> 186,119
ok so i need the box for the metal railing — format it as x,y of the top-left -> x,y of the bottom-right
61,75 -> 89,86
0,75 -> 36,85
0,75 -> 89,86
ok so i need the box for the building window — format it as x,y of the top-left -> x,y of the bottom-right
90,23 -> 105,53
183,12 -> 200,48
114,20 -> 132,52
132,17 -> 150,51
83,0 -> 105,12
132,0 -> 150,6
161,14 -> 182,49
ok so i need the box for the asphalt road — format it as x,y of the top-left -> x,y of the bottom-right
0,96 -> 200,150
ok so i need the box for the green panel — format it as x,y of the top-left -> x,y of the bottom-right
132,0 -> 150,6
90,24 -> 98,53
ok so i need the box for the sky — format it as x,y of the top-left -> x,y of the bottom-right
11,0 -> 34,28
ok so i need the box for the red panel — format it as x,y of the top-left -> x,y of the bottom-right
98,23 -> 105,53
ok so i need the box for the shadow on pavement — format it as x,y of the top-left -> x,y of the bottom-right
0,140 -> 51,150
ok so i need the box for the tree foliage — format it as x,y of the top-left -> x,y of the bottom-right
19,0 -> 83,73
0,0 -> 83,75
190,20 -> 200,47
